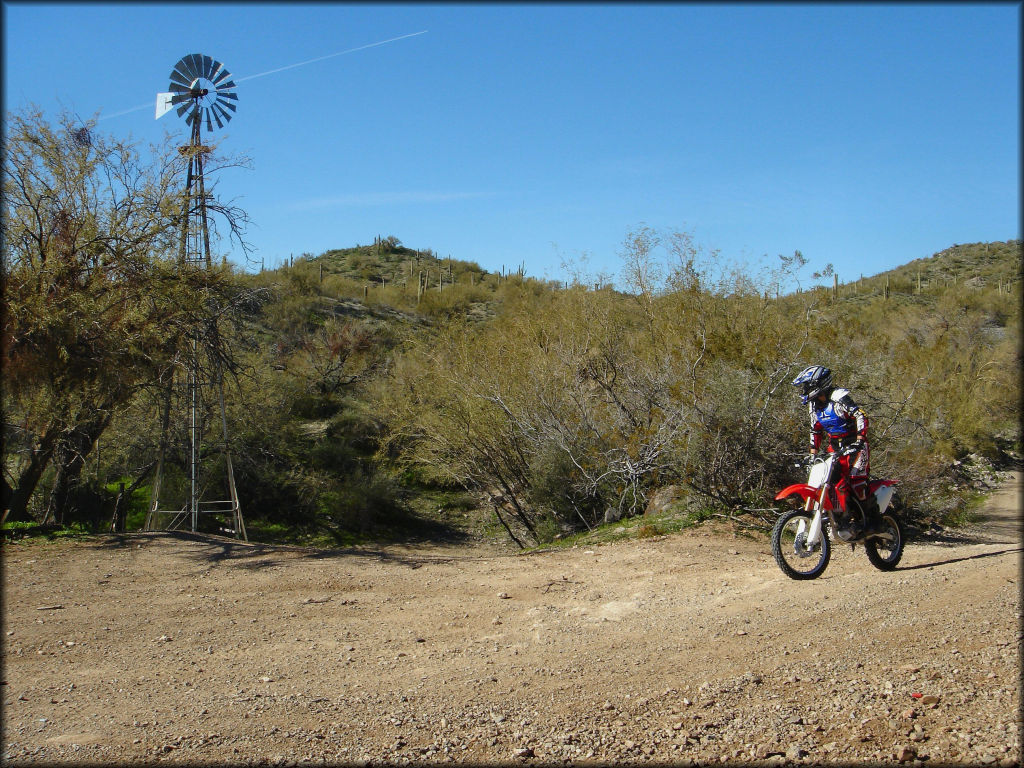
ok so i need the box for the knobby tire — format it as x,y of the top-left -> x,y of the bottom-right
863,512 -> 905,571
771,508 -> 831,580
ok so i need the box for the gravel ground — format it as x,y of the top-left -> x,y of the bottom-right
2,473 -> 1020,766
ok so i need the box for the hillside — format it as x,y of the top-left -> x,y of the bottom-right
814,239 -> 1021,304
7,233 -> 1020,550
219,236 -> 1020,545
885,239 -> 1021,290
273,238 -> 1023,323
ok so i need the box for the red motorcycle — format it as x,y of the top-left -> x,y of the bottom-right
772,448 -> 904,580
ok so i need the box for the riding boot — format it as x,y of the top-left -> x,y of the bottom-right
843,504 -> 863,537
860,494 -> 881,532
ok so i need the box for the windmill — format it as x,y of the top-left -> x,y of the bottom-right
157,54 -> 238,267
144,54 -> 246,540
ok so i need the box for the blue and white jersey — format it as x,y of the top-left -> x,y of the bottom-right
809,388 -> 868,448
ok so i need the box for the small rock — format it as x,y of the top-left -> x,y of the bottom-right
920,695 -> 940,706
786,745 -> 808,760
512,747 -> 534,759
896,744 -> 917,762
157,635 -> 172,642
497,592 -> 510,600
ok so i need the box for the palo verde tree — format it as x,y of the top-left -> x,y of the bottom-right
1,107 -> 250,524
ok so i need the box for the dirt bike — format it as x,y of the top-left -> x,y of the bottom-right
771,448 -> 904,579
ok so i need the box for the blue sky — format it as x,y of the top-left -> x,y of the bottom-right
3,2 -> 1020,287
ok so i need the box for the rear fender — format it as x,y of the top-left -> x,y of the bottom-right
871,481 -> 897,514
868,479 -> 897,493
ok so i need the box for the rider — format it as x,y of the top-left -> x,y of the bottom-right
791,365 -> 879,533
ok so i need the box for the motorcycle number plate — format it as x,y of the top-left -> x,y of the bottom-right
807,462 -> 829,488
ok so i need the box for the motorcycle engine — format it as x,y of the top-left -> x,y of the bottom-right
835,525 -> 857,542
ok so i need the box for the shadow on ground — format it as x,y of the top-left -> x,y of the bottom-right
896,546 -> 1022,572
89,527 -> 491,571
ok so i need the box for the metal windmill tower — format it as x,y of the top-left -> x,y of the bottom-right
144,54 -> 246,540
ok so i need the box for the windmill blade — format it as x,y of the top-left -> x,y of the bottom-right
169,69 -> 193,89
213,102 -> 232,125
171,60 -> 192,81
187,54 -> 204,80
174,55 -> 199,81
216,90 -> 239,102
201,54 -> 216,80
215,96 -> 237,114
212,67 -> 232,87
212,108 -> 224,130
205,109 -> 214,133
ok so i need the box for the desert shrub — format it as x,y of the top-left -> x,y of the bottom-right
378,231 -> 1019,545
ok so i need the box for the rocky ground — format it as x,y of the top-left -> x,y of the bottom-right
2,473 -> 1020,766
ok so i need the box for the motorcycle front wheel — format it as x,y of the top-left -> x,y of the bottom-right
771,509 -> 831,580
864,512 -> 904,571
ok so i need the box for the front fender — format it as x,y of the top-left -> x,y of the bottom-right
776,483 -> 832,509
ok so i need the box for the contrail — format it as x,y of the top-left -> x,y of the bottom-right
98,30 -> 427,121
236,30 -> 427,83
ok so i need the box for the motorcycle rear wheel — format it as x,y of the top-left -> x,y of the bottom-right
772,509 -> 831,580
863,512 -> 904,571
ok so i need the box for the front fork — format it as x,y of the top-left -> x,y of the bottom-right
802,491 -> 827,547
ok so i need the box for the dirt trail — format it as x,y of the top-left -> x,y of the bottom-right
2,475 -> 1020,766
972,471 -> 1022,544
